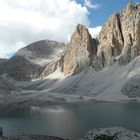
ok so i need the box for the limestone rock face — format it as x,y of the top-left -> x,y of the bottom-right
62,24 -> 96,75
96,3 -> 140,69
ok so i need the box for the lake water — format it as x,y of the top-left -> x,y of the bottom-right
0,102 -> 140,139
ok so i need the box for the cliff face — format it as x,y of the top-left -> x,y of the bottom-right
62,24 -> 97,75
96,3 -> 140,69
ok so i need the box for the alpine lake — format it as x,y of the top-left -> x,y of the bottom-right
0,102 -> 140,139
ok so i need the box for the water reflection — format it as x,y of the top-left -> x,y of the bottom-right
0,103 -> 140,139
30,105 -> 78,139
30,106 -> 66,113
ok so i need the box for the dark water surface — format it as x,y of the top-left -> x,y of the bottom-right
0,103 -> 140,139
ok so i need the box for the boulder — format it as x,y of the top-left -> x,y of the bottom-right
81,127 -> 140,140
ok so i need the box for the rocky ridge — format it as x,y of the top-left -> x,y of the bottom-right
0,40 -> 65,81
96,2 -> 140,69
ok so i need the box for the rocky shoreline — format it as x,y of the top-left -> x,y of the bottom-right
1,127 -> 140,140
81,127 -> 140,140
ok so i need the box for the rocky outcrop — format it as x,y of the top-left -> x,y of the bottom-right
40,55 -> 64,79
96,2 -> 140,69
121,56 -> 140,98
0,127 -> 140,140
0,40 -> 65,81
81,127 -> 140,140
62,24 -> 97,75
122,75 -> 140,98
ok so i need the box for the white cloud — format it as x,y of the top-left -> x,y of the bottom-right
84,0 -> 101,9
89,26 -> 102,38
0,0 -> 101,58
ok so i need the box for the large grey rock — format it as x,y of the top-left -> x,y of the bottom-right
81,127 -> 140,140
122,75 -> 140,98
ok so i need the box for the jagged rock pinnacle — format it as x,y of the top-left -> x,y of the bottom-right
128,0 -> 133,5
95,2 -> 140,69
62,24 -> 97,75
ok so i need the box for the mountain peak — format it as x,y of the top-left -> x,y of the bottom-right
71,24 -> 90,43
75,24 -> 88,34
128,0 -> 133,5
62,24 -> 97,75
95,2 -> 140,69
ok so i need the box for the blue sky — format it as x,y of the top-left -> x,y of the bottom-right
77,0 -> 139,27
0,0 -> 139,58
